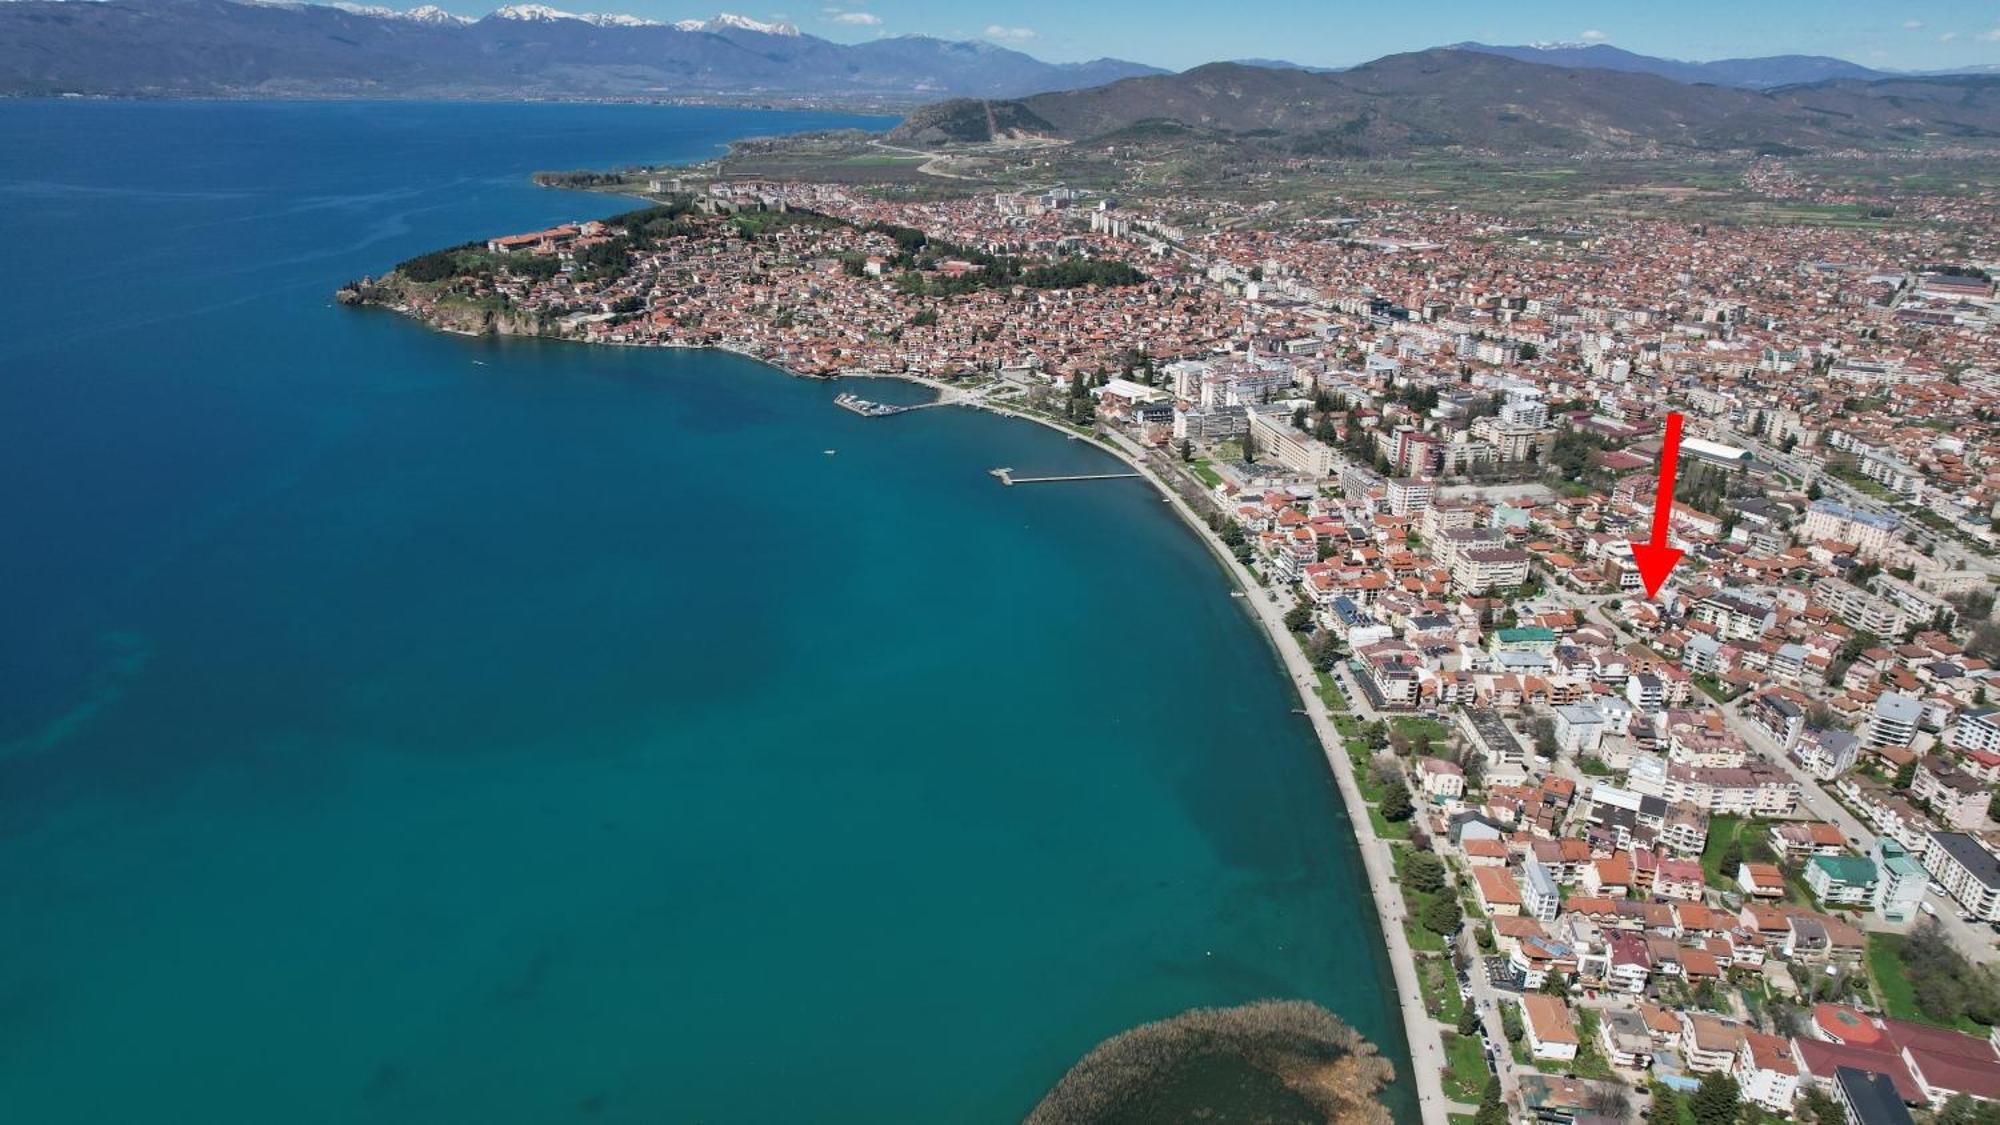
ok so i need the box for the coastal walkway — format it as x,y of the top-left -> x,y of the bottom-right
988,468 -> 1145,486
1096,427 -> 1466,1125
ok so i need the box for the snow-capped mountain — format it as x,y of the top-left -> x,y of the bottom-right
403,4 -> 470,22
0,0 -> 1164,98
331,3 -> 474,23
673,12 -> 797,36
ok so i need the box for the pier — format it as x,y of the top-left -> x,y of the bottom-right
834,392 -> 947,418
989,468 -> 1145,486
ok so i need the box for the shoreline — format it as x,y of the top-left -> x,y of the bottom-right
378,307 -> 1450,1122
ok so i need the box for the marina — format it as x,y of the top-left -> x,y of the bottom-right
834,392 -> 940,417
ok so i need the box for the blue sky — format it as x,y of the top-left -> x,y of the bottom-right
478,0 -> 2000,70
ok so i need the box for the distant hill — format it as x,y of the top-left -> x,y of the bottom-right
0,0 -> 1165,99
1451,42 -> 1891,88
886,51 -> 2000,156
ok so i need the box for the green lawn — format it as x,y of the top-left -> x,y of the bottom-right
1693,675 -> 1737,703
1405,918 -> 1446,953
1316,671 -> 1348,713
1440,1032 -> 1488,1103
1700,816 -> 1748,888
1867,932 -> 1986,1034
1188,459 -> 1221,487
1371,807 -> 1413,840
1391,716 -> 1451,745
1416,956 -> 1466,1025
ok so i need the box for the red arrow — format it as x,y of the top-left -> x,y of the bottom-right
1629,412 -> 1686,599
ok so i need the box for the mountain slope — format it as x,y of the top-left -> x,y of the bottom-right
885,52 -> 2000,155
1452,42 -> 1890,88
0,0 -> 1164,98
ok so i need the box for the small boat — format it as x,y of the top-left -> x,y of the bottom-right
823,449 -> 837,455
472,360 -> 487,366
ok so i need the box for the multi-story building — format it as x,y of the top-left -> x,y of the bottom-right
1806,855 -> 1878,907
1744,694 -> 1806,752
1524,994 -> 1580,1062
1864,694 -> 1923,754
1386,476 -> 1434,516
1450,547 -> 1531,595
1737,1032 -> 1802,1115
1870,837 -> 1927,923
1683,1013 -> 1746,1073
1912,759 -> 1994,830
1459,708 -> 1527,771
1794,728 -> 1861,781
1813,577 -> 1911,637
1952,708 -> 2000,755
1246,406 -> 1338,477
1693,591 -> 1776,643
1801,499 -> 1901,560
1523,857 -> 1561,923
1922,831 -> 2000,922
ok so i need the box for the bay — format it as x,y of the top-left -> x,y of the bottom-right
0,99 -> 1412,1123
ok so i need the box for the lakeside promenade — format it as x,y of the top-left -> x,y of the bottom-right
794,369 -> 1456,1120
1088,425 -> 1463,1124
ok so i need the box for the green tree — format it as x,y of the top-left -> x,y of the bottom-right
1645,1083 -> 1681,1125
1688,1072 -> 1740,1125
1422,893 -> 1462,935
1938,1094 -> 2000,1125
1458,1001 -> 1481,1037
1405,852 -> 1448,894
1473,1076 -> 1507,1125
1798,1087 -> 1845,1125
1500,999 -> 1524,1043
1527,716 -> 1559,758
1284,604 -> 1315,633
1894,756 -> 1919,790
1380,783 -> 1415,822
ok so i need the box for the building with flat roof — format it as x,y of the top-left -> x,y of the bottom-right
1523,857 -> 1560,923
1870,838 -> 1927,923
1865,694 -> 1923,753
1682,436 -> 1753,466
1923,832 -> 2000,921
1835,1067 -> 1916,1125
1807,855 -> 1878,907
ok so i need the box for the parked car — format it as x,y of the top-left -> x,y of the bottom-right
1920,901 -> 1938,917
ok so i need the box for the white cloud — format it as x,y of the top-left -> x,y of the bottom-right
982,24 -> 1037,41
1578,29 -> 1608,42
1979,26 -> 2000,42
827,10 -> 880,24
1902,19 -> 1924,30
1940,31 -> 1959,42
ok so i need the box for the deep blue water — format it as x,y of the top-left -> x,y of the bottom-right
0,100 -> 1411,1123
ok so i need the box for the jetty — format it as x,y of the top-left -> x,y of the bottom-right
834,392 -> 945,418
989,468 -> 1145,486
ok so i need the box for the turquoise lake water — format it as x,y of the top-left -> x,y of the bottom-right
0,100 -> 1411,1123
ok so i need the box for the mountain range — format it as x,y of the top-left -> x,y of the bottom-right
1449,42 -> 1893,88
0,0 -> 1163,99
887,51 -> 2000,156
1236,43 -> 2000,89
